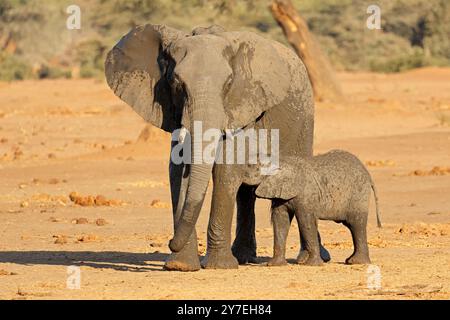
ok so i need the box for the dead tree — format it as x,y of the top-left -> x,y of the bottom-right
270,0 -> 343,102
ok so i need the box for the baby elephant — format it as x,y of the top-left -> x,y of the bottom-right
256,150 -> 382,266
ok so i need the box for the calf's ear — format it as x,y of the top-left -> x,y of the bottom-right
255,166 -> 299,200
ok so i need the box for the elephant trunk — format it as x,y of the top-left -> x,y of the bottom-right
169,162 -> 214,252
169,94 -> 225,252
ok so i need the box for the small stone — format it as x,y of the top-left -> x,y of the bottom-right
95,218 -> 108,226
13,149 -> 23,159
94,195 -> 108,206
54,235 -> 67,244
72,218 -> 89,224
150,199 -> 171,209
48,178 -> 59,184
149,242 -> 163,247
77,234 -> 99,242
0,269 -> 17,276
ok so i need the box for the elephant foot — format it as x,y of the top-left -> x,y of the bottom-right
297,254 -> 323,266
298,245 -> 330,264
267,256 -> 287,266
296,250 -> 309,264
164,250 -> 201,272
345,253 -> 371,265
231,243 -> 257,265
201,249 -> 239,269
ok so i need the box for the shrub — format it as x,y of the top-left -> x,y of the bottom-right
37,65 -> 71,79
74,39 -> 107,78
369,48 -> 429,73
0,53 -> 32,81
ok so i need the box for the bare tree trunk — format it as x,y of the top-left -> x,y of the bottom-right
270,0 -> 343,102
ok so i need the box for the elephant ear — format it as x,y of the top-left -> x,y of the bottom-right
105,24 -> 186,132
255,163 -> 300,200
221,32 -> 291,130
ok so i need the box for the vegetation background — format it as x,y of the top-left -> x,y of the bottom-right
0,0 -> 449,81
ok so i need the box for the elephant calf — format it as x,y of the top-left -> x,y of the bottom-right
255,150 -> 382,266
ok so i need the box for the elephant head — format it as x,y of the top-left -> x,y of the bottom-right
105,24 -> 296,252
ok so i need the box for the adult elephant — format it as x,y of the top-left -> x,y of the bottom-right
105,24 -> 330,271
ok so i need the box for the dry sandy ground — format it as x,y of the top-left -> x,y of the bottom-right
0,68 -> 449,300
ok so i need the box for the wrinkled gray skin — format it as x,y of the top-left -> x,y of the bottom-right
256,150 -> 382,266
105,24 -> 330,271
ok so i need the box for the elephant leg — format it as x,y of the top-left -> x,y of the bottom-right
296,225 -> 309,264
296,211 -> 323,266
164,159 -> 201,272
231,184 -> 257,264
202,165 -> 239,269
267,203 -> 292,266
299,230 -> 331,263
344,212 -> 371,265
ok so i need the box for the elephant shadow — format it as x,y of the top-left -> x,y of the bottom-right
0,251 -> 169,272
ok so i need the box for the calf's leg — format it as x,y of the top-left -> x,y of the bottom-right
296,211 -> 323,266
344,211 -> 371,265
268,202 -> 292,266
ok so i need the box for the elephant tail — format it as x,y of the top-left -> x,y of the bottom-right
369,177 -> 382,228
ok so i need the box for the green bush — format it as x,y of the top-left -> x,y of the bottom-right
369,49 -> 429,73
79,65 -> 103,79
74,39 -> 107,78
0,53 -> 32,81
37,65 -> 71,79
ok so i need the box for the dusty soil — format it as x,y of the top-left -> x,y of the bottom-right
0,68 -> 449,300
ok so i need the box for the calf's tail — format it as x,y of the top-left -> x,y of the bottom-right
370,178 -> 382,228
